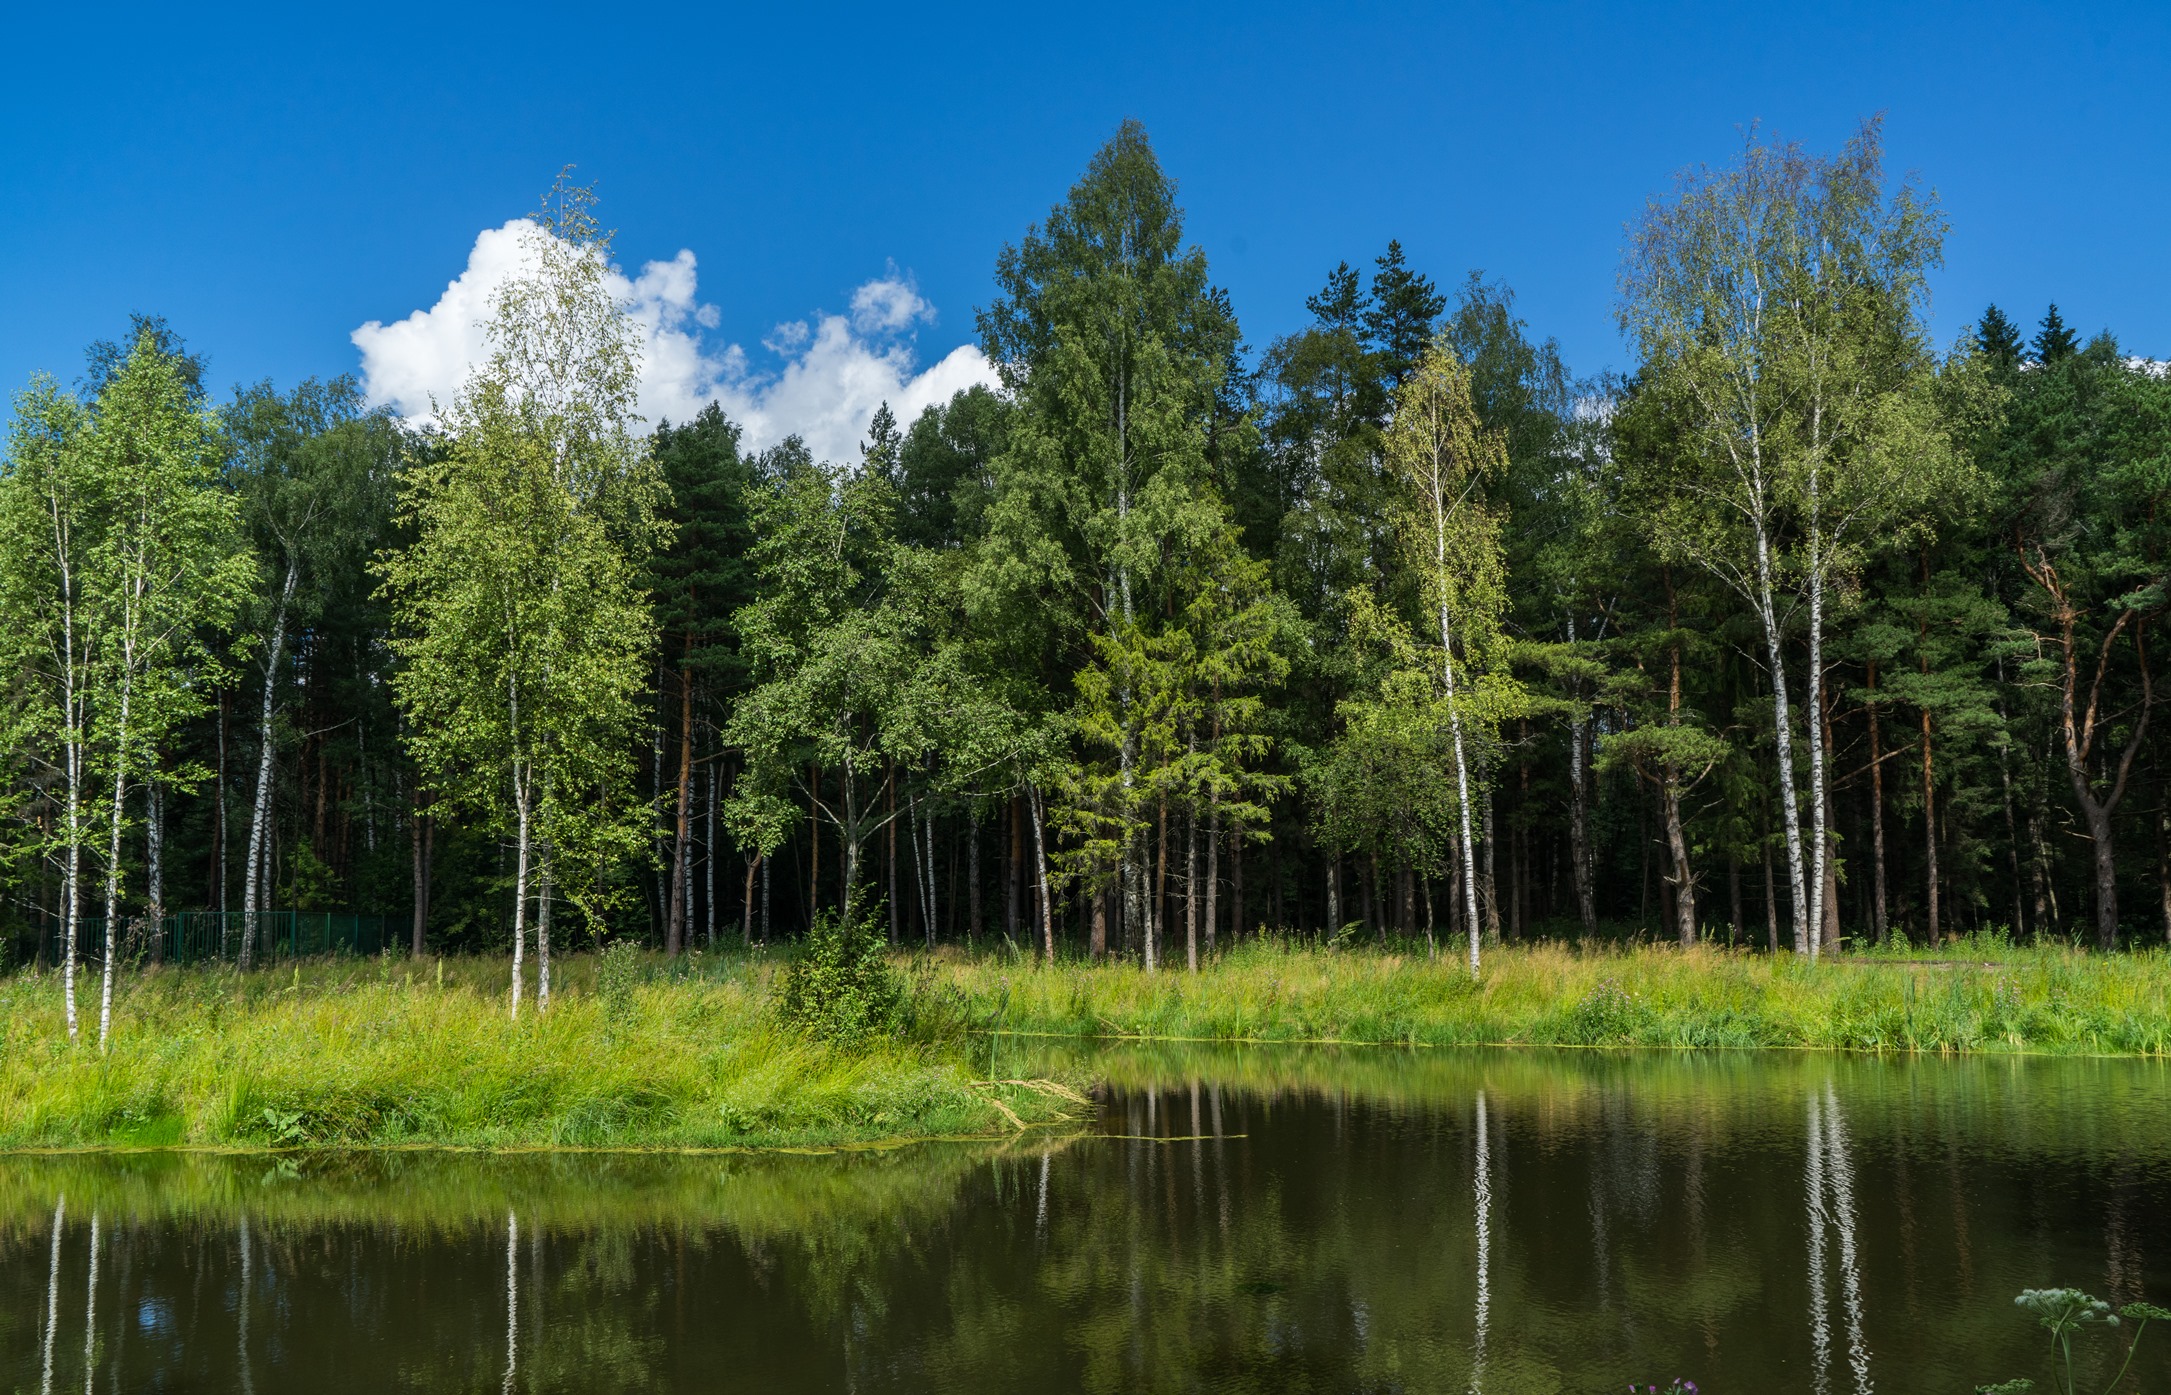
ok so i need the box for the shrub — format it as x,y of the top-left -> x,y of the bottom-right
776,904 -> 907,1047
595,940 -> 644,1026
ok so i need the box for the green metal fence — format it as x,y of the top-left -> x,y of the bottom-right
31,912 -> 402,969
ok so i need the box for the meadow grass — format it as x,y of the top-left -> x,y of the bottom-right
0,950 -> 1079,1152
934,933 -> 2171,1055
6,934 -> 2166,1154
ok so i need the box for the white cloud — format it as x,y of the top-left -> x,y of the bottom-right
351,222 -> 996,465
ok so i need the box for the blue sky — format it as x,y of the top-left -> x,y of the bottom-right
6,2 -> 2167,453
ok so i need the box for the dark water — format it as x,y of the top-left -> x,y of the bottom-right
6,1047 -> 2171,1394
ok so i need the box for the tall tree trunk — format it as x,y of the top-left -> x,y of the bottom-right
1921,695 -> 1940,943
807,766 -> 819,927
1997,678 -> 2027,938
213,692 -> 228,916
1866,662 -> 1889,944
146,778 -> 165,963
741,854 -> 757,945
1819,676 -> 1841,954
1231,828 -> 1244,944
1662,574 -> 1696,946
1029,784 -> 1054,964
1663,784 -> 1696,946
1481,792 -> 1500,941
706,758 -> 717,948
1205,793 -> 1220,959
1805,549 -> 1831,959
510,759 -> 530,1017
1150,796 -> 1168,972
922,798 -> 938,950
242,563 -> 297,972
2157,800 -> 2171,944
1185,786 -> 1199,973
536,843 -> 553,1012
968,809 -> 982,944
666,654 -> 693,956
886,765 -> 898,944
1567,618 -> 1597,936
410,789 -> 429,956
98,664 -> 137,1051
1006,796 -> 1021,944
2021,552 -> 2152,949
1750,517 -> 1811,952
1436,589 -> 1482,976
1728,855 -> 1743,945
1763,842 -> 1779,952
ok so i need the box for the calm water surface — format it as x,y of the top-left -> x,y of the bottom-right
5,1047 -> 2170,1394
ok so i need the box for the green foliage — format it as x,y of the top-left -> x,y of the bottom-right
594,940 -> 644,1025
776,904 -> 909,1046
1979,1288 -> 2171,1395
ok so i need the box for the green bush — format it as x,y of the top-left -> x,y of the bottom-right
776,904 -> 907,1047
595,940 -> 644,1026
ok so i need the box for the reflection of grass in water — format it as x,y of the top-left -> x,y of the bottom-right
939,938 -> 2171,1055
0,1136 -> 1071,1239
0,953 -> 1080,1152
1021,1036 -> 2171,1160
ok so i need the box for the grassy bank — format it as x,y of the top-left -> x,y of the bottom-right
0,954 -> 1080,1152
7,936 -> 2166,1153
940,936 -> 2171,1055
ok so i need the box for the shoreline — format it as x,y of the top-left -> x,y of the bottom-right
5,939 -> 2166,1153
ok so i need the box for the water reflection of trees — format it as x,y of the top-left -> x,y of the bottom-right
4,1049 -> 2169,1392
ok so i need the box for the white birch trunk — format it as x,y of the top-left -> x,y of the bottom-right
242,563 -> 297,971
1751,521 -> 1811,951
1029,783 -> 1054,964
510,764 -> 529,1018
98,643 -> 136,1052
536,841 -> 552,1013
1429,453 -> 1484,978
1804,466 -> 1830,959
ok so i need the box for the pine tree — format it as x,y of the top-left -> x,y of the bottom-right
1365,240 -> 1445,393
1977,303 -> 2025,370
2033,303 -> 2080,363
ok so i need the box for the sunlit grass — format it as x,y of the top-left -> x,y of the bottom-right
0,951 -> 1076,1151
6,934 -> 2164,1153
932,936 -> 2171,1055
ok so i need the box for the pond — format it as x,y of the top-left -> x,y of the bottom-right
5,1046 -> 2170,1393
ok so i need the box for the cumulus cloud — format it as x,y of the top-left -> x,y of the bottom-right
352,222 -> 995,464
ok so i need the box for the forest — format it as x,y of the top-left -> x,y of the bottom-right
6,115 -> 2168,1039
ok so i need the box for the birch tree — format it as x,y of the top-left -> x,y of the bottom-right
381,177 -> 661,1013
0,338 -> 249,1043
1383,344 -> 1511,975
1620,119 -> 1951,955
0,381 -> 96,1036
225,378 -> 398,965
79,336 -> 252,1044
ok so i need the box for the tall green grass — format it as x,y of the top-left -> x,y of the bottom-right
0,952 -> 1076,1151
938,937 -> 2171,1055
8,937 -> 2166,1154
